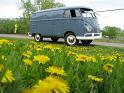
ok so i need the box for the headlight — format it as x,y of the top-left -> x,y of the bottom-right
85,25 -> 92,32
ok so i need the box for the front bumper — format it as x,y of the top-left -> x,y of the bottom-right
76,33 -> 102,40
28,32 -> 32,37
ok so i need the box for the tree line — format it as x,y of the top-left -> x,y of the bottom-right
0,0 -> 65,34
0,0 -> 124,40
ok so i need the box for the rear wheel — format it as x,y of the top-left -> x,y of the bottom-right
51,37 -> 59,42
81,40 -> 92,45
64,33 -> 78,46
34,34 -> 43,42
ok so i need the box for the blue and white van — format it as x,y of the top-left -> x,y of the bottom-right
29,6 -> 102,46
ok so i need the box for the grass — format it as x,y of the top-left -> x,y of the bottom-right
0,38 -> 124,93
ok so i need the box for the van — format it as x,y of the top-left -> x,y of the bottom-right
29,6 -> 102,46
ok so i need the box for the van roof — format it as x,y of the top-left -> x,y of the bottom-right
34,6 -> 92,13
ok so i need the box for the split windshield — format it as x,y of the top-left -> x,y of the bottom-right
80,8 -> 96,18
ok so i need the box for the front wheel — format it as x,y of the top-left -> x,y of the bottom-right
81,40 -> 92,45
34,34 -> 43,42
64,33 -> 78,46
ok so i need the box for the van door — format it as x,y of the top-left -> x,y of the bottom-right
63,9 -> 82,36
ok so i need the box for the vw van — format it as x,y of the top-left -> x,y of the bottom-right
29,6 -> 102,46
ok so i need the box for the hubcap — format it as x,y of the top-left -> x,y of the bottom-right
67,35 -> 76,45
35,34 -> 40,41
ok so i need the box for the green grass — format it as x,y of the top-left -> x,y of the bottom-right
0,38 -> 124,93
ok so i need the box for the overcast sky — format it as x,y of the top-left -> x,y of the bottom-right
0,0 -> 124,29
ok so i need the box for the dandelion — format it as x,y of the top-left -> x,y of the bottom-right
67,51 -> 77,56
23,59 -> 32,66
103,64 -> 114,73
22,88 -> 32,93
22,51 -> 32,58
0,39 -> 9,45
88,75 -> 103,83
46,66 -> 66,76
1,69 -> 15,83
87,57 -> 96,62
76,54 -> 96,62
1,55 -> 7,61
34,45 -> 42,51
76,54 -> 88,62
0,64 -> 4,71
33,55 -> 50,64
32,75 -> 69,93
44,45 -> 55,51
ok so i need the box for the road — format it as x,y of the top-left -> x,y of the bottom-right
0,34 -> 124,48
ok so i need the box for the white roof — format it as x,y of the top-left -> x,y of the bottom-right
34,6 -> 92,13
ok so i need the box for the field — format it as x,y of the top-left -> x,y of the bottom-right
0,38 -> 124,93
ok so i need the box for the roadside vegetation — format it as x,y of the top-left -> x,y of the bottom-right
97,26 -> 124,43
0,38 -> 124,93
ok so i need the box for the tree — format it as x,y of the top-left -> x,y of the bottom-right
35,0 -> 65,10
102,26 -> 121,39
19,0 -> 65,33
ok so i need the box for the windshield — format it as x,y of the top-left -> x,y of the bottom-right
80,9 -> 96,18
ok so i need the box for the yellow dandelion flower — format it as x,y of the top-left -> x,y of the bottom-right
22,88 -> 32,93
1,69 -> 15,83
44,45 -> 55,51
44,45 -> 53,49
76,54 -> 96,62
32,76 -> 69,93
34,45 -> 42,51
76,54 -> 88,62
0,39 -> 9,45
87,57 -> 96,62
103,64 -> 114,73
0,64 -> 4,71
46,66 -> 66,76
1,55 -> 7,61
88,75 -> 103,83
22,51 -> 32,58
23,59 -> 32,66
67,51 -> 77,56
33,55 -> 50,64
53,47 -> 61,52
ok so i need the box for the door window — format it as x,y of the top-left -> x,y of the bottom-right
64,10 -> 71,18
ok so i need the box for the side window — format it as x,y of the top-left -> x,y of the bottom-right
64,9 -> 81,18
70,9 -> 76,17
64,10 -> 71,18
75,9 -> 81,17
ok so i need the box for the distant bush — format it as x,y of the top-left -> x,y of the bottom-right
0,19 -> 15,34
102,26 -> 122,39
0,18 -> 29,34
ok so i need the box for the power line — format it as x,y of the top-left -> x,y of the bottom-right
96,8 -> 124,12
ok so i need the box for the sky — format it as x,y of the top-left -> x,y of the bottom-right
0,0 -> 124,29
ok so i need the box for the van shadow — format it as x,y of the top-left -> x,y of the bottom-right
43,40 -> 96,47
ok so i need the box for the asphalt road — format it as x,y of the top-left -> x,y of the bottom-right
0,34 -> 124,48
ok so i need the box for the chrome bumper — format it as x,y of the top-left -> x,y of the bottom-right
76,33 -> 102,40
28,32 -> 32,37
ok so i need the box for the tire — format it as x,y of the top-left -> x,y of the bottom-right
64,33 -> 78,46
34,34 -> 43,42
81,40 -> 92,45
51,37 -> 59,42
